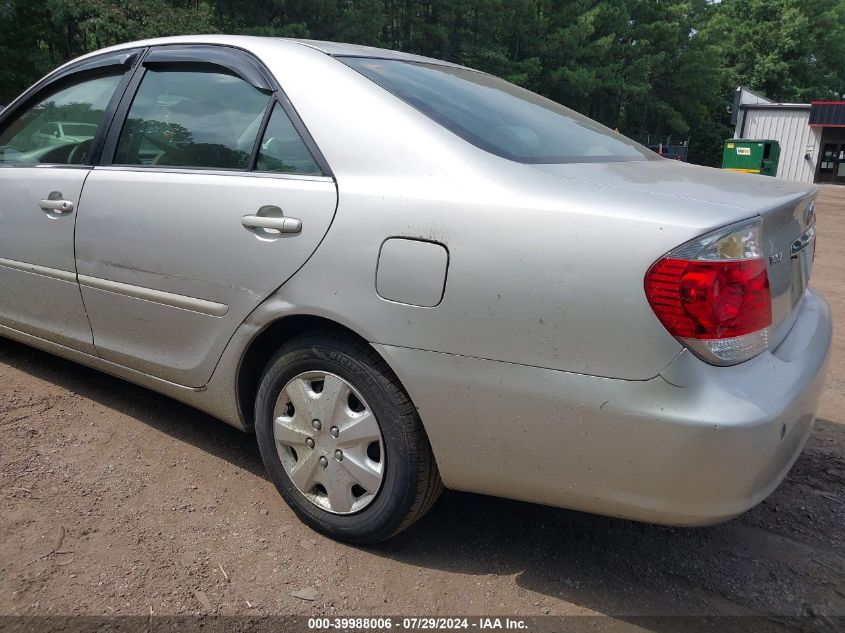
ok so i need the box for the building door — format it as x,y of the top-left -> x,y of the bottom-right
818,142 -> 845,184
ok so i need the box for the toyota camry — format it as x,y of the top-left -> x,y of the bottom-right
0,36 -> 831,543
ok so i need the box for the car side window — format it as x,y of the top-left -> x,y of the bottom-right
0,73 -> 123,166
114,69 -> 270,170
256,103 -> 323,176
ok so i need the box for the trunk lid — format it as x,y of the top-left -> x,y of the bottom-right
760,192 -> 817,348
531,159 -> 818,348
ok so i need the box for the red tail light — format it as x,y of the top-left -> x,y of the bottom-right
645,258 -> 771,339
645,220 -> 772,365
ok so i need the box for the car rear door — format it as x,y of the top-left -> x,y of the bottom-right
0,52 -> 139,353
75,45 -> 337,387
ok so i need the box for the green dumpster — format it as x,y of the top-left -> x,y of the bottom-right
722,139 -> 780,176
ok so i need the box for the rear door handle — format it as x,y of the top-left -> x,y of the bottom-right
241,214 -> 302,234
39,194 -> 74,213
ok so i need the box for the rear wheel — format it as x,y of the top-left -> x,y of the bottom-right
255,331 -> 442,543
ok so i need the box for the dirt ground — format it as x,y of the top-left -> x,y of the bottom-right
0,187 -> 843,623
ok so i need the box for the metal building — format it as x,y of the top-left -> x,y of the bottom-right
731,86 -> 845,185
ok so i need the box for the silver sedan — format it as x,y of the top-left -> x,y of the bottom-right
0,36 -> 831,543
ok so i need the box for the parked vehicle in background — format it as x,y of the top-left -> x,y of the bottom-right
0,36 -> 831,543
31,121 -> 98,149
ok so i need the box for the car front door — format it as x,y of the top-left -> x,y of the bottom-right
75,46 -> 337,387
0,54 -> 138,352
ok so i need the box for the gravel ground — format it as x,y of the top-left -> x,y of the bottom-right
0,187 -> 843,622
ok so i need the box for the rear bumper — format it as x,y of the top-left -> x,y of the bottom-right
375,287 -> 832,526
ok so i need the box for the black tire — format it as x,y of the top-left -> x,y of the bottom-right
255,331 -> 443,543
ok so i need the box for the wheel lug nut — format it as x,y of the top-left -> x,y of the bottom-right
334,449 -> 343,461
319,456 -> 328,468
312,419 -> 322,431
330,426 -> 339,438
305,437 -> 315,449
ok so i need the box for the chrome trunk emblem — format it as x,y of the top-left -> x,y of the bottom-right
803,201 -> 815,226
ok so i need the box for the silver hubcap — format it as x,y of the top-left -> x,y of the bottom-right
273,371 -> 384,514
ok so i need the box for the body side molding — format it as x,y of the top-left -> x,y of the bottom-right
0,257 -> 77,283
78,274 -> 229,317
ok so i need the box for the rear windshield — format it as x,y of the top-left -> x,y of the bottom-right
340,57 -> 656,164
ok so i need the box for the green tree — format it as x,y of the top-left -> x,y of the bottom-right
0,0 -> 217,103
702,0 -> 845,101
2,0 -> 844,166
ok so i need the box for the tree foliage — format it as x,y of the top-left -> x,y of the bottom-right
1,0 -> 843,166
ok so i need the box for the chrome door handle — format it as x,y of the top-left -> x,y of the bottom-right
39,197 -> 74,213
241,214 -> 302,234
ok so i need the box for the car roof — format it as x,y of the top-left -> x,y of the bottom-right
288,39 -> 467,68
61,35 -> 469,72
